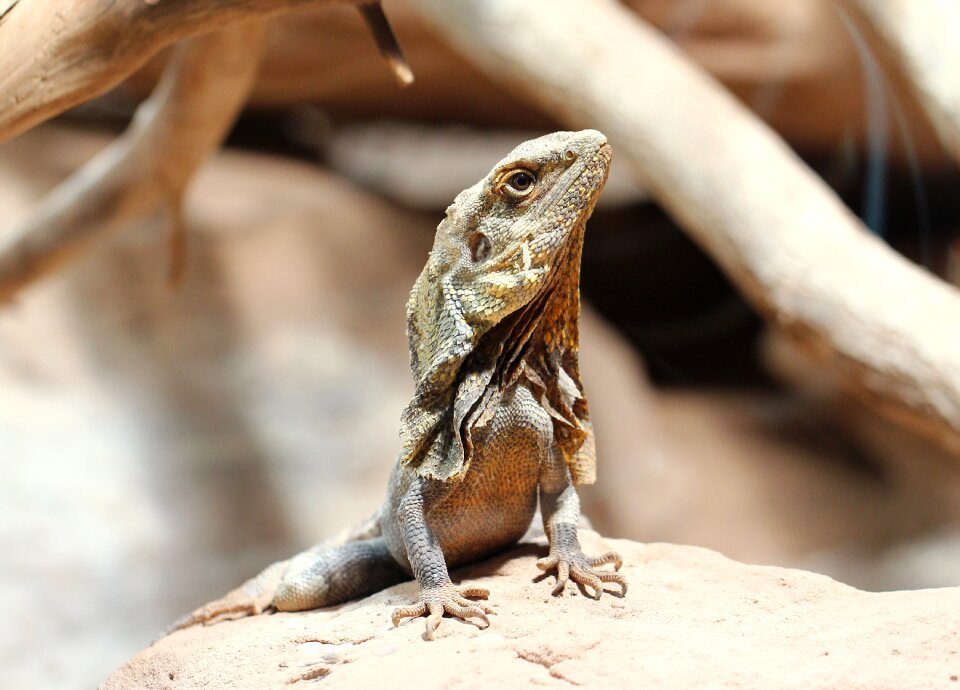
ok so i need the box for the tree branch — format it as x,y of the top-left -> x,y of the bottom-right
0,22 -> 266,301
409,0 -> 960,452
843,0 -> 960,164
0,0 -> 412,144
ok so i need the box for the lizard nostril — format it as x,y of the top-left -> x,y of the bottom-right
564,148 -> 577,161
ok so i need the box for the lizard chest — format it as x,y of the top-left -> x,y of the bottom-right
425,383 -> 553,565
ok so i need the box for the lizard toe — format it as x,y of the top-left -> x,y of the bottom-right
451,593 -> 494,615
458,585 -> 490,599
550,560 -> 571,596
444,602 -> 491,628
391,601 -> 428,627
569,565 -> 603,599
536,554 -> 560,572
539,547 -> 627,599
425,602 -> 444,641
587,551 -> 623,570
597,570 -> 628,596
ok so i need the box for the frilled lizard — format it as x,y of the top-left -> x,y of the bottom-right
171,129 -> 625,640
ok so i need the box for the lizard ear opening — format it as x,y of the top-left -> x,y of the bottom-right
467,231 -> 492,262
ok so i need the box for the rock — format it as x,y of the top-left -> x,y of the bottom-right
102,532 -> 960,689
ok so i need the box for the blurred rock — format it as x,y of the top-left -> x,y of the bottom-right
581,384 -> 923,567
760,327 -> 960,587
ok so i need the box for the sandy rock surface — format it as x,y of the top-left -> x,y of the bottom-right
102,532 -> 960,690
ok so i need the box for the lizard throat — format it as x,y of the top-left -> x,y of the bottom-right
455,218 -> 587,469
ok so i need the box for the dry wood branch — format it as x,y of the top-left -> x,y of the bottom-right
409,0 -> 960,452
844,0 -> 960,164
0,23 -> 266,302
0,0 -> 16,21
0,0 -> 412,144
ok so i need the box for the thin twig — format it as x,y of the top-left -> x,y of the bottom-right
359,2 -> 415,87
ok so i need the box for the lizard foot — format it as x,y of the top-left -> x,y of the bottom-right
537,549 -> 627,599
391,582 -> 494,640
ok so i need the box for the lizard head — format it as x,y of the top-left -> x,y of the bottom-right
400,130 -> 612,482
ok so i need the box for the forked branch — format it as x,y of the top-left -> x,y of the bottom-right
0,0 -> 412,299
0,23 -> 266,301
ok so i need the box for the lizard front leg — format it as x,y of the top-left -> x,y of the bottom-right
537,451 -> 627,599
390,478 -> 493,640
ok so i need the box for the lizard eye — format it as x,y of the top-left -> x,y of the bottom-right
467,231 -> 492,262
497,169 -> 537,199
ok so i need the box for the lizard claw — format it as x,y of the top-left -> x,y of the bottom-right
537,549 -> 627,599
391,583 -> 493,640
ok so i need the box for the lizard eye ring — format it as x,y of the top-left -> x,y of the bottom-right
497,169 -> 537,199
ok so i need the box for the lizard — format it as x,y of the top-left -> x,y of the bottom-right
170,129 -> 625,641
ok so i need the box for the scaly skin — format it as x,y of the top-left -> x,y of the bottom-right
169,130 -> 625,641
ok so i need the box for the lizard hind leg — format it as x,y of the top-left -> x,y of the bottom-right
163,535 -> 406,636
273,537 -> 407,611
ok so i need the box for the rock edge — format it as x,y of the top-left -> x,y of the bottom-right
102,532 -> 960,689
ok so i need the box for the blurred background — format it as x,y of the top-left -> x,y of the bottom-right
2,1 -> 960,687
